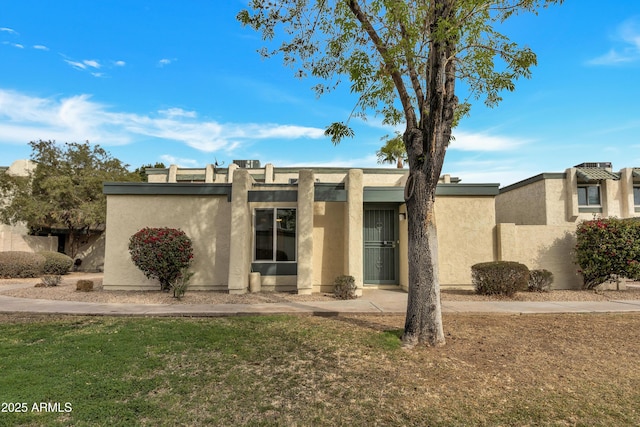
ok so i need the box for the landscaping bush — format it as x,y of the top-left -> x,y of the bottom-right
128,227 -> 194,292
333,275 -> 357,300
171,268 -> 193,300
41,275 -> 62,287
575,218 -> 640,289
0,251 -> 45,278
527,269 -> 553,292
472,261 -> 530,297
39,251 -> 73,275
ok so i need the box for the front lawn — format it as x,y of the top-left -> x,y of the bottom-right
1,313 -> 639,426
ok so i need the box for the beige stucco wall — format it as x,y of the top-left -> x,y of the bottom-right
435,196 -> 497,286
496,179 -> 547,225
497,223 -> 581,289
0,224 -> 58,252
103,195 -> 231,290
312,202 -> 346,292
71,232 -> 105,271
399,196 -> 497,288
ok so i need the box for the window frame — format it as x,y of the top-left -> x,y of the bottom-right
253,207 -> 297,263
634,185 -> 640,207
577,184 -> 602,207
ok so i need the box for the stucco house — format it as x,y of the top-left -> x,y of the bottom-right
495,163 -> 640,288
103,162 -> 500,294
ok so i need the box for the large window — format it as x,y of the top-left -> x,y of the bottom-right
578,185 -> 601,207
254,208 -> 296,262
634,186 -> 640,207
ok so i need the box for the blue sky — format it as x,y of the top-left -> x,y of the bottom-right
1,1 -> 639,186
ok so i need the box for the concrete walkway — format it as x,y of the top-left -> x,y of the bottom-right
2,287 -> 640,317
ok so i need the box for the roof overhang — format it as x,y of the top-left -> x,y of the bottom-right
576,167 -> 619,181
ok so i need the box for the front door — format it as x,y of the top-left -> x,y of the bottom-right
363,205 -> 398,284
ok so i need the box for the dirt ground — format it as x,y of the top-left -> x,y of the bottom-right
1,272 -> 640,305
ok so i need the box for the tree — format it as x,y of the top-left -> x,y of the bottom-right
133,162 -> 166,181
239,0 -> 560,347
0,140 -> 140,258
377,133 -> 407,168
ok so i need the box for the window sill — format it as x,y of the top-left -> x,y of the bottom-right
578,207 -> 603,213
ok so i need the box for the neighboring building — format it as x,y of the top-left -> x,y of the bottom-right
0,160 -> 105,270
103,162 -> 499,293
495,163 -> 640,288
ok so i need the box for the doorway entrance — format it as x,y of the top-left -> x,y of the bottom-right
363,205 -> 399,285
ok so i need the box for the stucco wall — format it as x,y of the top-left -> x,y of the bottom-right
497,223 -> 581,289
103,195 -> 231,290
0,224 -> 57,252
496,179 -> 547,225
312,202 -> 345,292
435,196 -> 497,286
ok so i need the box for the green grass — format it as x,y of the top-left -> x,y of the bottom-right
1,313 -> 639,426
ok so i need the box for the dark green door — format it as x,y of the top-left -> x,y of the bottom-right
363,206 -> 398,284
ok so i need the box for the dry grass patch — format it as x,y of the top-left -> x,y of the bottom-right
1,313 -> 639,426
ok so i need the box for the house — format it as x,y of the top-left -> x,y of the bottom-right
103,162 -> 499,293
495,163 -> 640,288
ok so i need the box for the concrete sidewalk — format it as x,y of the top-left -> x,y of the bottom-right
2,288 -> 640,317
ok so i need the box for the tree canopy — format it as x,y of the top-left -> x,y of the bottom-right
239,0 -> 560,347
0,140 -> 140,257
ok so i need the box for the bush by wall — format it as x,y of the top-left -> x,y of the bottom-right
39,251 -> 73,275
527,269 -> 554,292
128,227 -> 194,292
472,261 -> 530,297
0,251 -> 46,278
333,275 -> 357,300
575,218 -> 640,289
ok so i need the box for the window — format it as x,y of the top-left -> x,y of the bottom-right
634,186 -> 640,207
254,208 -> 296,262
578,185 -> 601,206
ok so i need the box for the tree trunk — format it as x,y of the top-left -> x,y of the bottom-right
402,157 -> 445,348
401,0 -> 456,347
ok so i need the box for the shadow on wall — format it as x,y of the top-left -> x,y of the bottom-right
534,230 -> 582,290
74,233 -> 105,272
313,202 -> 345,290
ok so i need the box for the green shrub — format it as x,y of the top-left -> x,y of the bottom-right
333,275 -> 357,300
0,251 -> 45,278
575,218 -> 640,289
472,261 -> 530,297
128,227 -> 194,292
39,251 -> 73,275
527,269 -> 553,292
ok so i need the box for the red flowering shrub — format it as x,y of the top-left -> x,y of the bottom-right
128,227 -> 194,291
575,218 -> 640,289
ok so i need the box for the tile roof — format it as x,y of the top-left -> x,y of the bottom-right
576,167 -> 620,181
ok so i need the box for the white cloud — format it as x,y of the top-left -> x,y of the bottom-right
114,60 -> 126,67
450,130 -> 528,151
159,154 -> 199,167
588,16 -> 640,65
64,59 -> 87,70
83,60 -> 101,69
159,108 -> 197,119
2,41 -> 23,49
158,58 -> 175,67
0,89 -> 326,153
0,27 -> 17,35
33,45 -> 49,51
